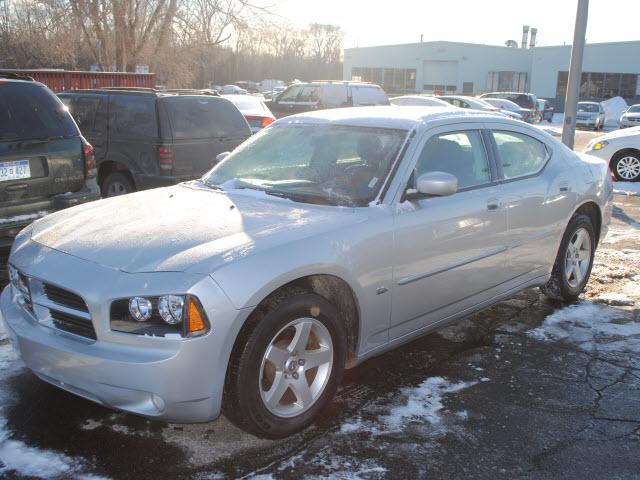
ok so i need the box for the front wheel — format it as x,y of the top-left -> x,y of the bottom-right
223,292 -> 346,438
541,214 -> 595,302
611,151 -> 640,182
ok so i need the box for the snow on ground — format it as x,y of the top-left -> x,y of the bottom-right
0,211 -> 48,225
339,376 -> 478,437
528,301 -> 640,355
0,322 -> 106,479
613,181 -> 640,196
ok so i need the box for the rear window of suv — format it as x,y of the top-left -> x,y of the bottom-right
0,82 -> 77,141
162,96 -> 249,140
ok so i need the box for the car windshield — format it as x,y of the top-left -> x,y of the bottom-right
578,103 -> 599,113
627,105 -> 640,113
203,124 -> 408,207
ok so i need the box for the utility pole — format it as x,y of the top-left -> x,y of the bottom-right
562,0 -> 589,148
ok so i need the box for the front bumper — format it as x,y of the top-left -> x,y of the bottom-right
0,240 -> 249,423
576,118 -> 597,127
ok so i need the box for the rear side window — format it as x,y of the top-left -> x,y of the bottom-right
112,95 -> 157,138
321,85 -> 348,107
0,83 -> 77,141
71,96 -> 101,133
163,97 -> 249,140
492,130 -> 548,179
352,87 -> 388,106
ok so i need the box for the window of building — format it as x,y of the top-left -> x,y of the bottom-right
487,71 -> 528,92
351,67 -> 417,93
556,71 -> 639,102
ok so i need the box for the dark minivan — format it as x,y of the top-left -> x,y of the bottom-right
59,89 -> 251,197
0,75 -> 100,246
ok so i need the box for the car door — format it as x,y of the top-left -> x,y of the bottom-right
390,124 -> 509,340
488,125 -> 575,281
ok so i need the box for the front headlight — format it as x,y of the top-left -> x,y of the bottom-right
111,295 -> 209,338
587,140 -> 609,151
8,264 -> 32,311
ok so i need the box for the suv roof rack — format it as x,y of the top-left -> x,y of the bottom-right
0,72 -> 35,82
161,88 -> 219,96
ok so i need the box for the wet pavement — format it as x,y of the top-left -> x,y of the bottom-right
0,134 -> 639,479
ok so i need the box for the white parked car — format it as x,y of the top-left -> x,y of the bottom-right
222,94 -> 275,134
439,95 -> 522,121
619,104 -> 640,129
389,95 -> 453,108
221,85 -> 248,95
482,98 -> 534,123
584,127 -> 640,181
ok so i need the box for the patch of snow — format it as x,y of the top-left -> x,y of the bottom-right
613,181 -> 640,196
601,96 -> 628,127
528,301 -> 640,354
594,293 -> 635,306
0,211 -> 49,225
602,225 -> 640,245
339,376 -> 477,437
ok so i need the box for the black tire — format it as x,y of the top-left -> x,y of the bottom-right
611,151 -> 640,182
223,291 -> 347,438
101,171 -> 135,197
541,213 -> 596,303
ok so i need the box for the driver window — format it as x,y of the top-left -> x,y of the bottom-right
416,130 -> 491,190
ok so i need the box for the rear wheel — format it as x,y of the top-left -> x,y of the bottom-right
541,214 -> 595,302
611,151 -> 640,182
101,171 -> 134,197
223,292 -> 346,438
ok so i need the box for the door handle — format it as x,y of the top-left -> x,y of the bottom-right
486,199 -> 501,211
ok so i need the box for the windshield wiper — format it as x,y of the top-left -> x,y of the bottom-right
264,190 -> 351,206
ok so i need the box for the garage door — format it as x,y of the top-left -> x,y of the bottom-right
423,60 -> 458,91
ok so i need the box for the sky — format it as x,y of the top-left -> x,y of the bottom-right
272,0 -> 640,49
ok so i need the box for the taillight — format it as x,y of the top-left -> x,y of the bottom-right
82,140 -> 97,179
261,117 -> 275,128
158,145 -> 174,172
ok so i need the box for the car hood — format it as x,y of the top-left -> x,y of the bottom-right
596,126 -> 640,141
622,113 -> 640,119
29,183 -> 363,274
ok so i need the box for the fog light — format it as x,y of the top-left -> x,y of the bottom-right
152,394 -> 165,411
159,295 -> 184,325
129,297 -> 152,322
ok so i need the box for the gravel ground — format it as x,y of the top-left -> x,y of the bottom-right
1,130 -> 639,479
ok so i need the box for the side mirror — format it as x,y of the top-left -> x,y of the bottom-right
216,152 -> 230,162
407,171 -> 458,198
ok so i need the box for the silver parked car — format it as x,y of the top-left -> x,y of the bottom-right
619,104 -> 640,129
1,107 -> 613,438
576,101 -> 606,130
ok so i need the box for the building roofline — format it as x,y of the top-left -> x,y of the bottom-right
344,39 -> 640,52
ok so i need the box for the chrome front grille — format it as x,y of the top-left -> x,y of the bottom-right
42,283 -> 89,313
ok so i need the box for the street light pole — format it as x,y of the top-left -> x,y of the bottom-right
562,0 -> 589,148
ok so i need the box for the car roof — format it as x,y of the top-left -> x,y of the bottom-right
273,106 -> 505,130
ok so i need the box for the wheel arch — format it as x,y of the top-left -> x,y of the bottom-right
571,200 -> 602,247
97,158 -> 137,190
230,274 -> 362,369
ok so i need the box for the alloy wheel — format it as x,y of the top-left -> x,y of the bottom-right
564,227 -> 592,289
259,317 -> 333,418
616,155 -> 640,180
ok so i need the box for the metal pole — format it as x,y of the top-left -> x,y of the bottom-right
562,0 -> 589,148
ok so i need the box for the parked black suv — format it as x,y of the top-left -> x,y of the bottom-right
0,75 -> 100,246
267,81 -> 389,118
58,89 -> 251,197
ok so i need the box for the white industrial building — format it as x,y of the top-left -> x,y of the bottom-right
343,29 -> 640,110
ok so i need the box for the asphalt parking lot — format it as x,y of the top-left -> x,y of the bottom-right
1,129 -> 638,479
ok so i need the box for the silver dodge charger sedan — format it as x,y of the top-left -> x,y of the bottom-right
0,107 -> 613,438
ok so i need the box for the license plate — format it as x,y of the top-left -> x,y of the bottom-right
0,160 -> 31,182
